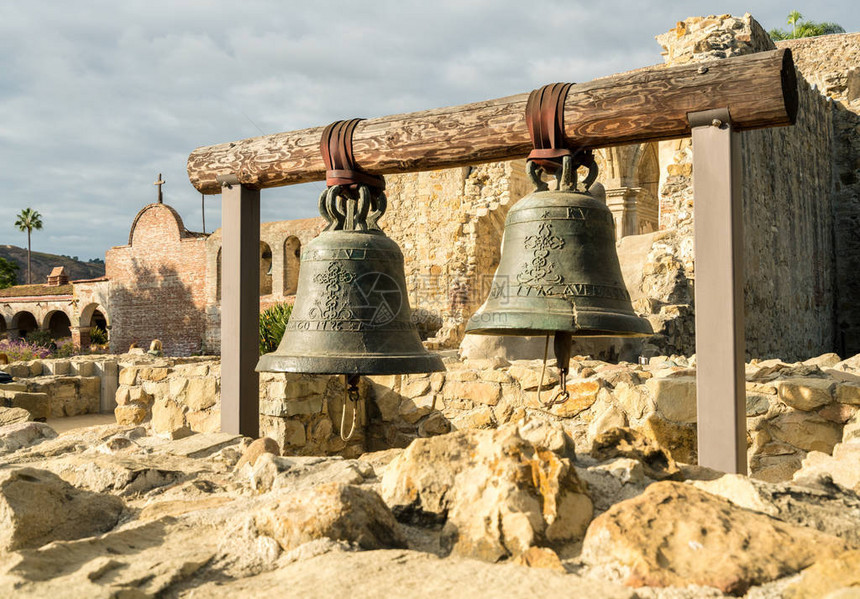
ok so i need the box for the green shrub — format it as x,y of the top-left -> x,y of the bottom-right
54,341 -> 78,358
260,302 -> 292,355
26,330 -> 54,348
90,327 -> 108,345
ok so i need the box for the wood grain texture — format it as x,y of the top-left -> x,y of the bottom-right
187,49 -> 797,194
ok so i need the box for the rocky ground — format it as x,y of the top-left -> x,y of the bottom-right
0,411 -> 859,598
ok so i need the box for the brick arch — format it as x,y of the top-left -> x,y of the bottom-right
80,302 -> 110,328
0,313 -> 7,339
42,309 -> 73,340
11,311 -> 38,340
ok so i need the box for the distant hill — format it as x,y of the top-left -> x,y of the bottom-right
0,245 -> 105,285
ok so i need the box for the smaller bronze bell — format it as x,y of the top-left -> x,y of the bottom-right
256,184 -> 444,376
466,154 -> 652,403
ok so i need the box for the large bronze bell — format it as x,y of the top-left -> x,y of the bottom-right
257,183 -> 444,377
465,154 -> 651,401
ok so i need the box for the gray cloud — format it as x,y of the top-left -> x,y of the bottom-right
0,1 -> 856,260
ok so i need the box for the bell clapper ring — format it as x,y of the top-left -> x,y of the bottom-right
340,374 -> 360,441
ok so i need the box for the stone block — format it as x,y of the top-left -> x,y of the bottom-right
443,380 -> 500,406
9,392 -> 51,420
118,367 -> 138,386
169,377 -> 189,400
836,382 -> 860,405
77,361 -> 97,377
641,414 -> 697,464
283,375 -> 328,400
746,393 -> 771,417
186,409 -> 221,433
8,364 -> 29,379
479,369 -> 514,384
818,403 -> 858,424
79,376 -> 101,400
399,394 -> 436,424
128,386 -> 153,406
284,397 -> 323,417
142,380 -> 168,400
151,398 -> 187,437
508,364 -> 558,390
264,418 -> 307,449
114,403 -> 148,426
451,406 -> 495,430
114,387 -> 131,406
776,378 -> 834,411
401,378 -> 431,399
185,377 -> 218,411
550,381 -> 602,418
768,412 -> 843,454
445,369 -> 478,382
429,372 -> 444,392
141,367 -> 169,382
158,431 -> 242,458
27,361 -> 44,377
646,376 -> 697,423
371,388 -> 402,422
51,360 -> 71,376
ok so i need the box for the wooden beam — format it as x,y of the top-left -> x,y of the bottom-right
187,48 -> 797,194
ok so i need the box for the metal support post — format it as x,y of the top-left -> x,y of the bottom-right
219,174 -> 260,437
690,108 -> 747,474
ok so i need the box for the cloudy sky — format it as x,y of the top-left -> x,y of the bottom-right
0,1 -> 856,261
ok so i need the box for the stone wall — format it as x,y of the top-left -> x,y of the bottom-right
648,14 -> 838,360
108,349 -> 860,484
777,33 -> 860,357
0,357 -> 118,419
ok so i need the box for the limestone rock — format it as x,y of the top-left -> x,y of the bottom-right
255,483 -> 406,551
581,481 -> 851,595
151,398 -> 189,438
776,378 -> 835,411
235,436 -> 281,471
590,427 -> 680,480
0,406 -> 31,426
512,546 -> 566,572
613,382 -> 653,420
768,411 -> 843,453
0,421 -> 58,454
646,376 -> 697,422
793,441 -> 860,494
381,426 -> 593,561
0,467 -> 123,550
187,548 -> 636,598
692,473 -> 860,547
114,403 -> 148,425
784,550 -> 860,599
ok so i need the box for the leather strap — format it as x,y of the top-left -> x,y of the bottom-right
320,119 -> 385,190
525,83 -> 573,170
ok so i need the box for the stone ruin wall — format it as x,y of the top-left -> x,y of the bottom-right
102,351 -> 860,484
385,15 -> 855,363
655,15 -> 840,360
777,34 -> 860,358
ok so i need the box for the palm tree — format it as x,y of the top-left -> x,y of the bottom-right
769,11 -> 845,40
787,10 -> 803,37
14,208 -> 43,284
